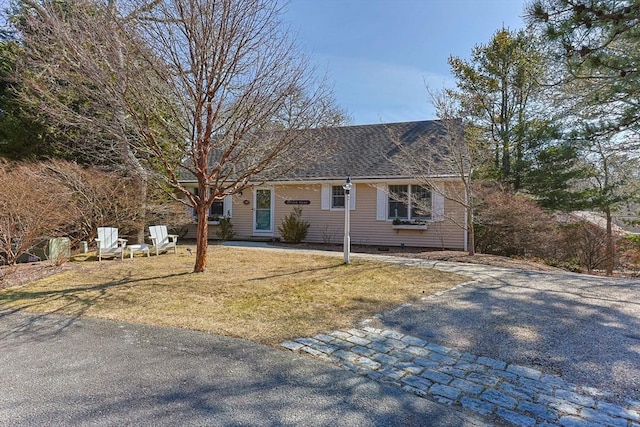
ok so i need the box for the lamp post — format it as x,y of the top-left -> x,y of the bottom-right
342,176 -> 352,264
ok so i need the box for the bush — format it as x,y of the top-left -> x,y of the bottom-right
37,160 -> 143,242
278,207 -> 310,243
618,234 -> 640,275
216,217 -> 235,241
473,185 -> 634,273
474,188 -> 560,258
557,221 -> 609,273
0,159 -> 192,264
0,160 -> 79,265
39,160 -> 192,244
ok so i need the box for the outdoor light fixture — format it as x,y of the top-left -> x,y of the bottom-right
342,176 -> 352,264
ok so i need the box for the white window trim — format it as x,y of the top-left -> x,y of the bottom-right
432,191 -> 445,221
376,183 -> 444,222
376,185 -> 387,220
223,195 -> 233,218
321,183 -> 356,211
190,188 -> 233,221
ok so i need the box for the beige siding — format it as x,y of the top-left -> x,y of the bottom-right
185,181 -> 466,250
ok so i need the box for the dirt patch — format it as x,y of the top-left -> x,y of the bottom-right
1,261 -> 72,289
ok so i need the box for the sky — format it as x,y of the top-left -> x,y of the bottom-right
283,0 -> 528,125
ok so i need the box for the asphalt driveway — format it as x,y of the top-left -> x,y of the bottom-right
0,309 -> 490,427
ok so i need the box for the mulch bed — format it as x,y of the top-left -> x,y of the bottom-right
270,242 -> 562,272
1,260 -> 72,290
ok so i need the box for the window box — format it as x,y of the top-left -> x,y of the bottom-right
191,217 -> 220,225
391,224 -> 428,231
191,216 -> 222,225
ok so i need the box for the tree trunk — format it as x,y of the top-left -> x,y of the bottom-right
194,203 -> 209,273
466,182 -> 476,256
129,168 -> 148,244
136,177 -> 148,244
502,140 -> 511,182
118,121 -> 149,244
605,208 -> 614,276
468,220 -> 476,256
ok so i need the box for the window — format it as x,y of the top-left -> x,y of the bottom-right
388,185 -> 408,219
321,183 -> 355,210
388,184 -> 431,220
191,188 -> 231,220
411,185 -> 432,219
331,186 -> 345,209
210,200 -> 224,218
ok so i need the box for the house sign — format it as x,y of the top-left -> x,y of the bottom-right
284,200 -> 311,205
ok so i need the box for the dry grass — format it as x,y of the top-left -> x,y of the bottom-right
0,246 -> 464,345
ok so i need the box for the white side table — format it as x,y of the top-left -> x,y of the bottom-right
127,244 -> 150,259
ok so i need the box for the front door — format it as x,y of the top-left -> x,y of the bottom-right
254,188 -> 274,235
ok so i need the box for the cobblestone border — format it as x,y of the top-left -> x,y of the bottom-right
282,327 -> 640,427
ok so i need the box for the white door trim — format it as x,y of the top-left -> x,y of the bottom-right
253,187 -> 275,236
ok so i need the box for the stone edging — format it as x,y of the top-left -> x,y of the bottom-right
282,327 -> 640,427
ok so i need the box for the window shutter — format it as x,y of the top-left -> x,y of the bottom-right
376,185 -> 387,220
433,192 -> 445,221
321,184 -> 331,210
223,195 -> 233,218
349,184 -> 356,210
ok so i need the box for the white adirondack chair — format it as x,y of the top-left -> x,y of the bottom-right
95,227 -> 126,261
148,225 -> 178,256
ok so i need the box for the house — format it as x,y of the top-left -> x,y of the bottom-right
558,211 -> 640,236
180,120 -> 469,250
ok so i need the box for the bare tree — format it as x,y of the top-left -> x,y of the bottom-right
390,87 -> 488,255
0,160 -> 79,265
13,0 -> 347,272
551,70 -> 640,275
14,0 -> 166,243
38,160 -> 192,244
579,132 -> 640,275
132,0 -> 347,272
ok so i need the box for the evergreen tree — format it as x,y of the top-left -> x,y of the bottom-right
448,29 -> 564,191
0,39 -> 60,160
527,0 -> 640,134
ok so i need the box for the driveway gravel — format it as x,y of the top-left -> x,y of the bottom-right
359,256 -> 640,404
227,243 -> 640,404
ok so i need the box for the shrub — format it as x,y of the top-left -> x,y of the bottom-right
0,160 -> 79,265
38,160 -> 143,242
216,217 -> 235,241
557,221 -> 609,273
474,188 -> 560,258
616,234 -> 640,275
278,207 -> 310,243
39,160 -> 192,245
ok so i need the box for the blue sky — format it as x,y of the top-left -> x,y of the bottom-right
283,0 -> 527,125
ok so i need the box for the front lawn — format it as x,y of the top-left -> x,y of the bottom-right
0,246 -> 464,345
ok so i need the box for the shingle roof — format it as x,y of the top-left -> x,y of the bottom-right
180,120 -> 457,182
285,120 -> 451,180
